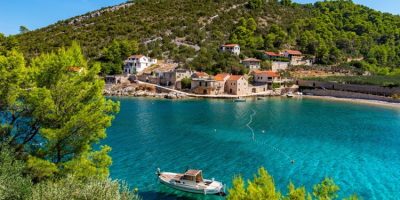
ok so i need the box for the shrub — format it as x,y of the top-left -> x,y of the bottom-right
227,167 -> 358,200
0,146 -> 33,200
181,77 -> 192,89
31,176 -> 140,200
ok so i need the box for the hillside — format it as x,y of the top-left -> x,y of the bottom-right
13,0 -> 400,75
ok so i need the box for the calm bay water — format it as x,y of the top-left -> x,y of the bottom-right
103,97 -> 400,200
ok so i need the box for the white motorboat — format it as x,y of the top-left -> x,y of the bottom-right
286,92 -> 294,98
157,168 -> 225,195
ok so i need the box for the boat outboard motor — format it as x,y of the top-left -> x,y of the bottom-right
156,168 -> 161,176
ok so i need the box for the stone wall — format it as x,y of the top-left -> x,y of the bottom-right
302,89 -> 400,103
297,80 -> 400,96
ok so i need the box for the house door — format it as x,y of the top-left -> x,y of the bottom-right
252,88 -> 256,93
229,89 -> 232,94
203,89 -> 207,94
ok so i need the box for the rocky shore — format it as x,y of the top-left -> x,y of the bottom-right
103,84 -> 189,99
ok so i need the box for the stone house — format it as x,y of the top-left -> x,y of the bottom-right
242,58 -> 261,70
282,50 -> 312,66
271,61 -> 290,72
214,73 -> 230,94
220,44 -> 240,56
159,68 -> 193,89
225,75 -> 248,95
104,75 -> 128,84
252,70 -> 281,89
137,72 -> 159,84
124,55 -> 157,74
191,77 -> 218,95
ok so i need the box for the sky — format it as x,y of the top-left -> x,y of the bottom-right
1,0 -> 400,36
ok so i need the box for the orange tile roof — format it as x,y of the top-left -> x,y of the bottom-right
253,70 -> 279,77
228,75 -> 243,81
285,50 -> 302,55
194,72 -> 208,77
192,72 -> 209,79
67,66 -> 82,72
242,58 -> 261,62
214,73 -> 230,81
265,51 -> 281,57
222,44 -> 239,47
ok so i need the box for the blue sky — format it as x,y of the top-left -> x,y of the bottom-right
1,0 -> 399,35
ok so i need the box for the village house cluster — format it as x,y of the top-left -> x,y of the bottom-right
113,44 -> 310,96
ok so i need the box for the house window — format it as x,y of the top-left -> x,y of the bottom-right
199,82 -> 202,86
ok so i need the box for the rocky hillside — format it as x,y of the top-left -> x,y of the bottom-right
14,0 -> 400,75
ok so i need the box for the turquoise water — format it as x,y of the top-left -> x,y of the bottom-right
103,97 -> 400,200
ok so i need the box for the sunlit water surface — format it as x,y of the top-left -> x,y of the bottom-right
103,97 -> 400,200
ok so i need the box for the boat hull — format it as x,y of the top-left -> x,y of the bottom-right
158,172 -> 224,195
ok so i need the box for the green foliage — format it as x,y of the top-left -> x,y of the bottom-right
11,0 -> 400,75
230,17 -> 264,49
227,167 -> 357,200
19,26 -> 30,34
0,145 -> 33,200
272,82 -> 281,89
284,182 -> 311,200
304,75 -> 400,87
0,34 -> 19,54
31,175 -> 140,200
227,167 -> 281,200
180,77 -> 192,89
228,176 -> 247,200
248,0 -> 264,9
27,156 -> 59,181
0,42 -> 119,181
189,47 -> 242,75
313,178 -> 340,200
0,145 -> 140,200
0,44 -> 140,200
281,0 -> 292,6
99,39 -> 139,75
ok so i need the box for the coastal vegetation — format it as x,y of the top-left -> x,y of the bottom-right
227,167 -> 358,200
0,42 -> 139,199
303,75 -> 400,87
10,0 -> 400,76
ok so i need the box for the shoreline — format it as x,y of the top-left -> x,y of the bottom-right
106,93 -> 400,109
302,95 -> 400,109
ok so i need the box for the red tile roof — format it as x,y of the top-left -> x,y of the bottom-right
67,66 -> 82,72
242,58 -> 261,62
253,70 -> 279,77
214,73 -> 230,81
285,50 -> 302,55
193,72 -> 208,78
228,75 -> 243,81
222,44 -> 239,47
265,51 -> 281,57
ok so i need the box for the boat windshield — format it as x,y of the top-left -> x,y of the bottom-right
182,170 -> 203,182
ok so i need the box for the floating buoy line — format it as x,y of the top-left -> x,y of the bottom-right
245,109 -> 294,164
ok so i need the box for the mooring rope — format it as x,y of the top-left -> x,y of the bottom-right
246,109 -> 257,141
246,109 -> 294,163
